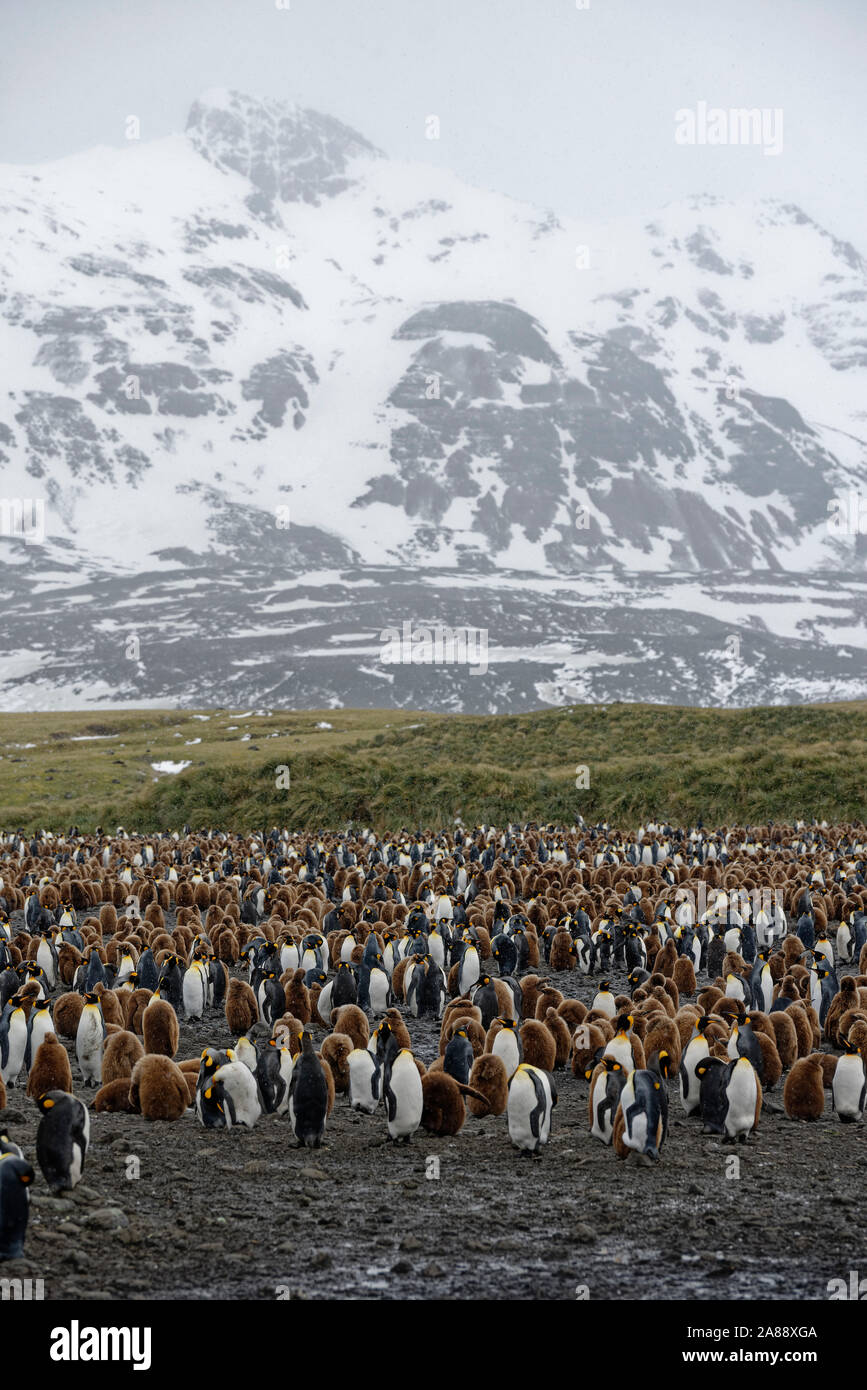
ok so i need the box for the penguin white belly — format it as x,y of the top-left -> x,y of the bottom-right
602,1036 -> 634,1071
836,924 -> 853,962
214,1061 -> 261,1128
492,1029 -> 520,1077
833,1055 -> 865,1121
725,977 -> 745,1001
275,1050 -> 294,1115
28,1016 -> 53,1068
428,934 -> 445,968
458,951 -> 480,994
680,1039 -> 708,1113
184,966 -> 207,1019
69,1140 -> 85,1188
591,992 -> 616,1019
316,981 -> 334,1025
386,1055 -> 423,1140
368,969 -> 390,1016
590,1075 -> 614,1144
300,949 -> 319,974
280,943 -> 300,972
724,1061 -> 758,1138
36,940 -> 56,987
339,936 -> 357,963
507,1067 -> 551,1152
624,1108 -> 648,1153
348,1050 -> 380,1112
2,1015 -> 27,1084
758,970 -> 774,1012
723,928 -> 741,953
76,1014 -> 104,1085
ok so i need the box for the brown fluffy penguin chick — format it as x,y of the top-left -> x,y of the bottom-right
518,974 -> 543,1021
320,1033 -> 354,1093
26,1034 -> 73,1097
643,1017 -> 682,1070
439,1001 -> 482,1048
381,1008 -> 412,1051
520,1019 -> 556,1071
780,934 -> 806,968
225,978 -> 258,1035
99,904 -> 118,935
786,1004 -> 814,1058
142,998 -> 179,1058
674,1008 -> 702,1051
743,1010 -> 775,1041
755,1033 -> 782,1089
273,1015 -> 304,1056
284,970 -> 311,1024
330,1004 -> 369,1050
672,956 -> 696,997
534,985 -> 564,1018
443,1015 -> 486,1058
52,992 -> 85,1040
391,956 -> 412,1001
612,1106 -> 629,1158
824,977 -> 860,1047
93,1077 -> 140,1113
543,1008 -> 571,1068
768,1011 -> 798,1070
421,1072 -> 467,1136
654,939 -> 677,979
697,986 -> 724,1014
570,1022 -> 609,1077
102,1029 -> 145,1083
94,987 -> 124,1028
123,988 -> 153,1036
847,1019 -> 867,1067
557,999 -> 587,1031
549,930 -> 575,973
492,979 -> 518,1019
783,1054 -> 826,1121
465,1053 -> 509,1117
129,1055 -> 189,1120
315,1052 -> 336,1115
712,997 -> 743,1025
815,1053 -> 838,1089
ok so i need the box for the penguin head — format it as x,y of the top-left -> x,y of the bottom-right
603,1058 -> 622,1074
656,1050 -> 673,1079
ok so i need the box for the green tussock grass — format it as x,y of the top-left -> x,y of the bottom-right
0,703 -> 863,834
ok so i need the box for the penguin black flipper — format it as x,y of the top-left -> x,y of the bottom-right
525,1067 -> 547,1140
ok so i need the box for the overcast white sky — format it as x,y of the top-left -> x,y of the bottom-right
1,0 -> 864,246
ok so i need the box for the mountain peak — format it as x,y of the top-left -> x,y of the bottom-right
185,88 -> 381,207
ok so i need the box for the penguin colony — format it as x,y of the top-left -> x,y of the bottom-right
1,817 -> 866,1261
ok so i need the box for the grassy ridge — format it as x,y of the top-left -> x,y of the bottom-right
0,703 -> 863,831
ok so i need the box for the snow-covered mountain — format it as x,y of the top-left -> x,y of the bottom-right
1,88 -> 865,711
